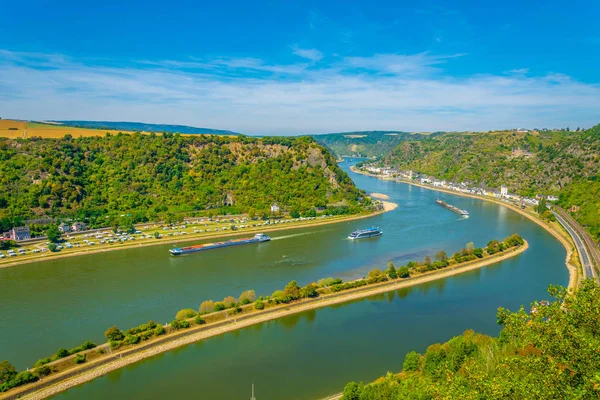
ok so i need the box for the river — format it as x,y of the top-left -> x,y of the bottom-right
0,159 -> 568,399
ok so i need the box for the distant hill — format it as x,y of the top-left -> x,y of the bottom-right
53,120 -> 239,135
312,131 -> 428,158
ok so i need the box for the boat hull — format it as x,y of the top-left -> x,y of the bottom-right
170,236 -> 270,256
348,231 -> 383,240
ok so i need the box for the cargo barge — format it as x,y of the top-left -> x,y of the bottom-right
169,233 -> 271,255
436,199 -> 469,218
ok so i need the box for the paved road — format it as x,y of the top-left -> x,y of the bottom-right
552,211 -> 596,281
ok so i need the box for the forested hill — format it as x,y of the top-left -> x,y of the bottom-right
312,131 -> 428,158
381,125 -> 600,240
341,280 -> 600,399
0,134 -> 367,228
53,120 -> 238,135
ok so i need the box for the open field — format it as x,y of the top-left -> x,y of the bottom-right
0,120 -> 141,138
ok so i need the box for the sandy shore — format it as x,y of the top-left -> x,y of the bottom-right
7,241 -> 527,400
350,166 -> 579,289
0,206 -> 400,270
370,192 -> 390,200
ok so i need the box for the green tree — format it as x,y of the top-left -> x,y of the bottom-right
104,326 -> 124,342
342,381 -> 363,400
47,243 -> 57,252
284,280 -> 300,300
34,364 -> 52,377
402,351 -> 421,371
386,264 -> 397,279
0,360 -> 16,384
199,300 -> 214,314
537,197 -> 547,215
300,284 -> 318,298
254,299 -> 265,310
238,290 -> 256,305
397,266 -> 410,278
46,225 -> 60,243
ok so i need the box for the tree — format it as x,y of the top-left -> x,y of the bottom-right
386,264 -> 397,279
342,381 -> 363,400
254,299 -> 265,310
0,360 -> 16,384
300,284 -> 318,298
222,296 -> 237,308
424,256 -> 432,266
153,231 -> 161,239
46,225 -> 60,243
238,290 -> 256,305
537,197 -> 547,215
403,351 -> 421,371
284,280 -> 300,300
199,300 -> 214,314
34,364 -> 52,377
175,308 -> 197,320
104,326 -> 124,342
214,302 -> 226,311
47,243 -> 57,252
398,266 -> 410,278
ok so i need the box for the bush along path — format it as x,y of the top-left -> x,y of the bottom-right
0,234 -> 526,398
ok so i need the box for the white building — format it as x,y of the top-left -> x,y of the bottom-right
547,195 -> 559,202
270,203 -> 280,213
500,185 -> 508,197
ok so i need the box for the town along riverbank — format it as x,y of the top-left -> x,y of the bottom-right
350,166 -> 580,290
0,237 -> 527,400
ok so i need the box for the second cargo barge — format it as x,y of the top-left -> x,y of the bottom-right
169,233 -> 271,255
436,199 -> 469,218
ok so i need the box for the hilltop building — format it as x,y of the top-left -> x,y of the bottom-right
270,203 -> 280,213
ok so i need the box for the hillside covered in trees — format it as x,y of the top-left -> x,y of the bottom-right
381,124 -> 600,240
313,131 -> 426,158
0,133 -> 367,230
342,279 -> 600,400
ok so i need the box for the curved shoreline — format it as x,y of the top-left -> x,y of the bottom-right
3,242 -> 528,400
0,207 -> 396,270
350,166 -> 579,289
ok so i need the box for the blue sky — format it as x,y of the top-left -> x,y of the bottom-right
1,0 -> 599,134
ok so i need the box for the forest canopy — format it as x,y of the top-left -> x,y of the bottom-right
0,133 -> 367,229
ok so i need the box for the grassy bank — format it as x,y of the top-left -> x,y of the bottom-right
351,166 -> 580,290
0,235 -> 527,399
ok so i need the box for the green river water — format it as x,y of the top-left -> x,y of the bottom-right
0,159 -> 568,399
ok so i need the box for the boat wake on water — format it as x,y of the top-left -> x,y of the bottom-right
271,231 -> 329,241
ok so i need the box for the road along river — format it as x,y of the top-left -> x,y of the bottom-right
0,159 -> 568,400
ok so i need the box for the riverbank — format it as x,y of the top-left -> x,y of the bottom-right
0,205 -> 397,270
2,240 -> 527,400
351,166 -> 579,289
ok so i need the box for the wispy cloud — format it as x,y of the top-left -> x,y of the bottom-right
292,46 -> 323,61
1,49 -> 599,134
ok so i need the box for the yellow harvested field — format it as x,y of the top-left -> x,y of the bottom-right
0,120 -> 140,138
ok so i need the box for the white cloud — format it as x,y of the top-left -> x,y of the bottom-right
292,46 -> 323,61
0,49 -> 599,134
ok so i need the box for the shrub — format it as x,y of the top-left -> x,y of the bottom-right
199,300 -> 214,314
238,290 -> 256,305
473,248 -> 484,258
109,340 -> 122,350
180,320 -> 190,329
272,290 -> 285,299
74,354 -> 86,364
33,358 -> 51,368
154,325 -> 165,336
254,300 -> 265,310
398,266 -> 410,278
300,284 -> 318,298
214,302 -> 226,311
195,316 -> 206,325
123,335 -> 140,345
104,326 -> 124,342
34,364 -> 52,377
222,296 -> 237,308
170,320 -> 182,330
175,308 -> 198,320
55,348 -> 70,359
386,265 -> 397,279
47,243 -> 57,252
